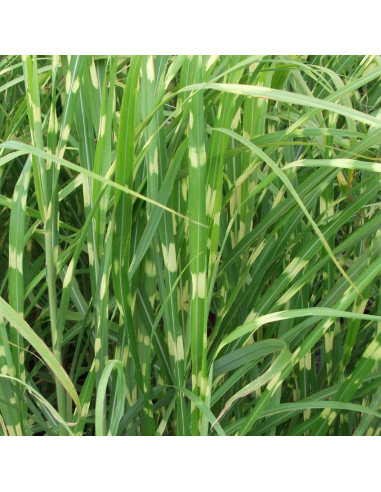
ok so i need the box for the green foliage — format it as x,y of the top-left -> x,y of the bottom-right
1,55 -> 381,436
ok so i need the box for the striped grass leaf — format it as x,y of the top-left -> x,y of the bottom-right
111,55 -> 148,431
95,360 -> 126,436
0,296 -> 81,421
2,55 -> 381,436
188,55 -> 208,435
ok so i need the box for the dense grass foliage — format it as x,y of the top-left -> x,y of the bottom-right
1,55 -> 381,436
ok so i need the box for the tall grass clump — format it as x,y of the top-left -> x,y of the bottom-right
1,55 -> 381,436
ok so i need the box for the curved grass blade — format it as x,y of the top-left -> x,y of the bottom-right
0,297 -> 82,422
95,360 -> 126,436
